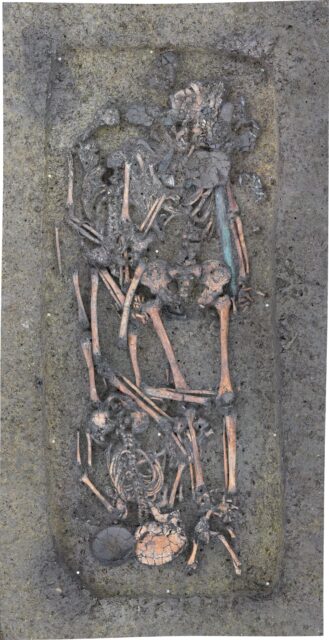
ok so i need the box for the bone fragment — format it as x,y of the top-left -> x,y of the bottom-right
136,153 -> 144,171
76,430 -> 81,466
66,152 -> 74,211
223,423 -> 229,491
55,226 -> 62,276
86,431 -> 93,467
226,181 -> 239,214
187,540 -> 199,567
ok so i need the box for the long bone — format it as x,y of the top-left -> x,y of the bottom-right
80,334 -> 99,403
68,218 -> 102,244
121,162 -> 131,222
99,269 -> 125,307
168,463 -> 186,507
144,387 -> 210,405
186,409 -> 210,507
197,262 -> 233,403
235,216 -> 249,275
72,270 -> 89,329
186,508 -> 213,569
96,362 -> 169,423
140,195 -> 166,234
105,371 -> 164,422
214,296 -> 234,404
99,270 -> 122,309
90,269 -> 101,358
144,194 -> 166,235
128,331 -> 142,387
214,295 -> 234,404
223,413 -> 237,494
121,375 -> 169,419
145,300 -> 188,390
215,533 -> 241,575
231,220 -> 246,281
81,472 -> 126,518
191,189 -> 212,217
226,182 -> 249,277
118,261 -> 146,348
98,366 -> 188,460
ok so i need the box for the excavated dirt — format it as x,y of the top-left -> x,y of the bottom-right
1,2 -> 327,638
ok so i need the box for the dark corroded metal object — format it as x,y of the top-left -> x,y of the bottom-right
67,72 -> 262,574
215,187 -> 238,298
91,526 -> 135,566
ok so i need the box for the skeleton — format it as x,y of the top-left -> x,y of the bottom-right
67,76 -> 261,572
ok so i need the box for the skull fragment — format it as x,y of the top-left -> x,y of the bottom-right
135,513 -> 187,566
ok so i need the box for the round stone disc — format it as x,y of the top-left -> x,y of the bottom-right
91,526 -> 135,566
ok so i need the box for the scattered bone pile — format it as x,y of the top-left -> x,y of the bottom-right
67,80 -> 260,573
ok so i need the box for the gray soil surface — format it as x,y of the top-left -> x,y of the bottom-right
1,2 -> 327,638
